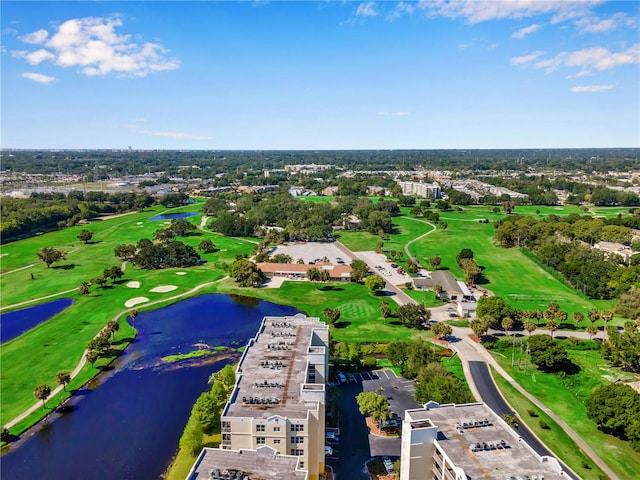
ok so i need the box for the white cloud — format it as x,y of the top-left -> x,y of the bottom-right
21,72 -> 56,83
575,13 -> 634,33
356,2 -> 378,18
418,0 -> 601,24
570,85 -> 613,93
512,23 -> 540,39
510,50 -> 544,65
386,2 -> 415,21
13,16 -> 179,78
19,28 -> 48,44
534,44 -> 640,73
149,131 -> 212,140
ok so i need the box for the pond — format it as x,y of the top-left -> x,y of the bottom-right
149,211 -> 199,221
0,298 -> 74,344
1,294 -> 299,480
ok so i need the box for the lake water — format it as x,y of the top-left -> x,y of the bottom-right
1,298 -> 74,344
1,294 -> 299,479
149,212 -> 199,221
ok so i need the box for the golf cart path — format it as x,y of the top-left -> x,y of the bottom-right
3,276 -> 229,430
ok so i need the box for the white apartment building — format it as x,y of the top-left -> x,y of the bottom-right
397,181 -> 441,199
401,402 -> 568,480
219,314 -> 329,480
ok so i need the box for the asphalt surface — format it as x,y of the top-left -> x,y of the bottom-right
469,361 -> 579,480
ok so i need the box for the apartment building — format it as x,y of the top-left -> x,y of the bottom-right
219,314 -> 329,480
401,402 -> 567,480
397,181 -> 441,199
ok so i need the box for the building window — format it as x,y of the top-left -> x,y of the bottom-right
273,426 -> 280,432
291,424 -> 304,432
256,437 -> 266,445
299,462 -> 304,468
256,424 -> 265,432
274,439 -> 281,444
221,421 -> 231,433
291,449 -> 304,456
291,436 -> 304,444
222,434 -> 231,445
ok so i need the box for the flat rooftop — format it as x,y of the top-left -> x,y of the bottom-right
407,403 -> 565,480
225,314 -> 326,419
188,446 -> 307,480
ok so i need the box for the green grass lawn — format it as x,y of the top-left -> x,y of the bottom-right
209,279 -> 429,343
491,367 -> 606,480
489,341 -> 640,479
407,208 -> 615,315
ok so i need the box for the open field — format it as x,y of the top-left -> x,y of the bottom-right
489,341 -> 640,479
491,367 -> 606,480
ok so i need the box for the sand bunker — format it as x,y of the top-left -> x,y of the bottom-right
150,285 -> 178,293
125,297 -> 149,308
176,272 -> 187,276
127,281 -> 141,288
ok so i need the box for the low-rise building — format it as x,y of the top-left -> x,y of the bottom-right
258,262 -> 352,282
401,402 -> 568,480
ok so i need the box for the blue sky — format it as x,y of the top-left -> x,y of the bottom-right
2,1 -> 639,150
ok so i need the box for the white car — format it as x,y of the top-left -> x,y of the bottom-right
324,446 -> 333,456
383,457 -> 394,473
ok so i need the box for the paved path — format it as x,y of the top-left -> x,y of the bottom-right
402,217 -> 437,260
3,276 -> 230,430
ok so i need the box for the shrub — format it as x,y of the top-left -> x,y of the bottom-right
527,409 -> 538,417
539,420 -> 550,430
363,357 -> 378,369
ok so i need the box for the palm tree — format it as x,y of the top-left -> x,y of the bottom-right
524,321 -> 537,336
56,371 -> 71,391
107,320 -> 120,341
573,311 -> 584,328
34,384 -> 51,408
78,281 -> 91,295
601,311 -> 614,340
129,309 -> 138,329
588,309 -> 601,326
586,326 -> 599,340
547,319 -> 559,337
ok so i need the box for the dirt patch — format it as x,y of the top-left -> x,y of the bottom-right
125,297 -> 149,308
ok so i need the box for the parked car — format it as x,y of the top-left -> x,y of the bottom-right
324,446 -> 333,456
383,456 -> 395,473
347,372 -> 356,383
325,431 -> 340,443
337,372 -> 347,384
390,263 -> 398,268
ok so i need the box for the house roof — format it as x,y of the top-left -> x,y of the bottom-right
257,262 -> 352,279
413,270 -> 462,294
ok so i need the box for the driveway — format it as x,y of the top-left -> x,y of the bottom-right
327,369 -> 420,479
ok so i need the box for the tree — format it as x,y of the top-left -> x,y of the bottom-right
169,218 -> 196,237
86,350 -> 99,367
193,390 -> 224,434
396,304 -> 431,329
365,275 -> 386,294
91,276 -> 107,289
456,248 -> 474,266
415,375 -> 474,404
459,257 -> 481,284
429,256 -> 442,270
153,228 -> 175,243
78,281 -> 91,295
56,371 -> 71,391
602,311 -> 614,340
37,247 -> 67,268
588,309 -> 601,326
547,319 -> 559,337
476,296 -> 512,324
524,321 -> 537,336
431,322 -> 452,340
179,415 -> 204,457
573,311 -> 584,327
350,259 -> 369,282
34,384 -> 51,408
380,301 -> 391,321
470,317 -> 491,340
356,392 -> 391,424
209,364 -> 236,391
527,335 -> 568,372
230,259 -> 265,288
433,284 -> 443,297
386,340 -> 409,367
587,383 -> 640,439
78,229 -> 94,244
501,317 -> 514,335
323,308 -> 341,327
103,266 -> 124,283
106,320 -> 120,340
270,253 -> 293,263
129,309 -> 138,329
586,325 -> 599,339
198,239 -> 217,253
114,244 -> 137,261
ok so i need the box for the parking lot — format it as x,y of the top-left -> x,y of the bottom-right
326,369 -> 419,479
354,251 -> 411,286
270,242 -> 347,264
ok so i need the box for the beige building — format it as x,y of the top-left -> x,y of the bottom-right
401,402 -> 568,480
220,314 -> 329,480
397,181 -> 441,199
